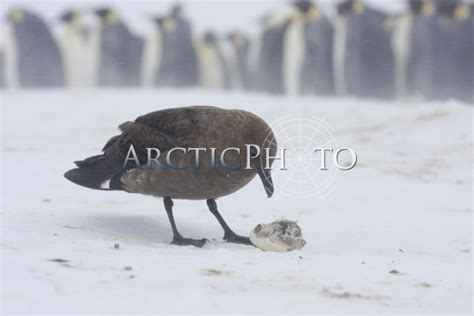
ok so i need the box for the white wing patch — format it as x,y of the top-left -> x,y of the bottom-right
100,179 -> 111,189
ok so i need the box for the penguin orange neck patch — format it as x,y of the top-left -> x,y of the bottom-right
9,10 -> 24,22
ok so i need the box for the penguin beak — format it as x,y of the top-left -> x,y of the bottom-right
257,167 -> 274,198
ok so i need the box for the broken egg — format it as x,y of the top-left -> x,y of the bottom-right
250,219 -> 306,252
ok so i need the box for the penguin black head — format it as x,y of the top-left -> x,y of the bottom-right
156,16 -> 176,31
407,0 -> 424,15
152,16 -> 166,26
258,13 -> 272,26
227,31 -> 241,40
227,31 -> 247,47
337,1 -> 354,15
293,1 -> 314,13
60,10 -> 80,23
95,8 -> 108,19
204,31 -> 217,44
94,7 -> 119,25
227,31 -> 237,41
95,7 -> 116,19
435,0 -> 460,17
170,3 -> 183,17
61,11 -> 74,22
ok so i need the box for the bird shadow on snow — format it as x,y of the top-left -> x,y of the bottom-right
80,213 -> 224,247
81,214 -> 174,245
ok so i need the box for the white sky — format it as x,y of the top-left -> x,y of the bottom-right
1,0 -> 407,44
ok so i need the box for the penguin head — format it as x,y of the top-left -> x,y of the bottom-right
293,1 -> 313,13
435,0 -> 458,17
7,8 -> 24,23
383,16 -> 395,30
407,0 -> 424,15
421,1 -> 436,16
259,13 -> 272,27
453,3 -> 469,20
293,1 -> 321,20
306,4 -> 321,20
95,7 -> 118,25
95,7 -> 110,19
336,1 -> 354,16
60,10 -> 81,25
160,17 -> 176,32
152,16 -> 165,26
204,31 -> 217,45
170,3 -> 183,18
351,0 -> 365,14
228,32 -> 246,47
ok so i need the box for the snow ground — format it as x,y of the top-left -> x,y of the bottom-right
1,89 -> 472,314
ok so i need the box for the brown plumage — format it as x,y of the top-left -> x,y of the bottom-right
65,106 -> 277,247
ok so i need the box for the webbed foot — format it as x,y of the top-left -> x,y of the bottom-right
224,233 -> 253,246
171,236 -> 208,248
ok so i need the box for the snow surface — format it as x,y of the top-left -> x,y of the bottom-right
1,89 -> 473,314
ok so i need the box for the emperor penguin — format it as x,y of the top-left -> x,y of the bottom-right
4,8 -> 64,88
392,1 -> 423,99
226,32 -> 252,91
0,49 -> 5,88
407,0 -> 441,100
58,10 -> 95,88
407,0 -> 455,100
254,12 -> 291,94
0,49 -> 5,89
142,16 -> 161,87
452,2 -> 473,103
94,7 -> 144,87
343,0 -> 396,99
434,1 -> 473,103
333,1 -> 353,95
195,31 -> 230,90
431,0 -> 460,100
284,1 -> 334,96
153,4 -> 199,88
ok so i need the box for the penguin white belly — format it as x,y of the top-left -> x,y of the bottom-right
393,14 -> 414,98
4,27 -> 19,89
283,18 -> 305,96
227,49 -> 241,90
142,29 -> 160,87
248,33 -> 261,81
87,25 -> 102,87
197,44 -> 224,89
61,28 -> 89,87
333,17 -> 347,96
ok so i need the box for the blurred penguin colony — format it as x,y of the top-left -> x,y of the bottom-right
1,0 -> 473,103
